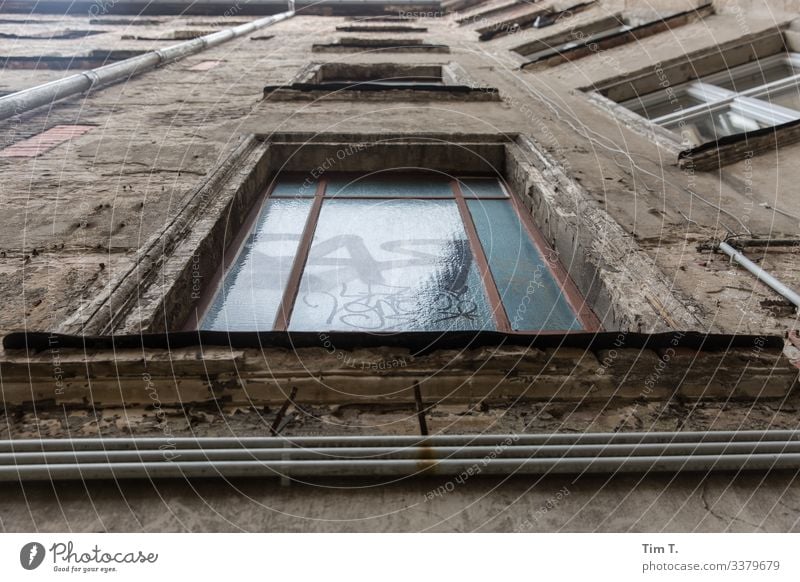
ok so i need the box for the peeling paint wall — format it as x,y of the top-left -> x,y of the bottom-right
0,0 -> 798,393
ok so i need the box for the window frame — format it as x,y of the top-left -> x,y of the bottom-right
517,3 -> 713,69
187,172 -> 600,334
615,52 -> 800,147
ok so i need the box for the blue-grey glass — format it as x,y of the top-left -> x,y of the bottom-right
201,198 -> 312,331
271,179 -> 316,197
326,175 -> 453,198
289,199 -> 495,332
459,177 -> 509,198
467,199 -> 581,331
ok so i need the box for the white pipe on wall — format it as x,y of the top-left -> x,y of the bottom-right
0,10 -> 295,121
719,241 -> 800,308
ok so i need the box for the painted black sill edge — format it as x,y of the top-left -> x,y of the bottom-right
311,43 -> 450,51
264,83 -> 498,94
5,330 -> 785,355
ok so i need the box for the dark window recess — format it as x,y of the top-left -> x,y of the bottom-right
0,29 -> 107,40
457,0 -> 530,26
89,18 -> 163,25
518,3 -> 714,68
311,63 -> 444,86
192,173 -> 594,334
348,16 -> 419,22
121,30 -> 215,41
0,18 -> 59,24
264,62 -> 499,101
477,0 -> 596,41
173,20 -> 254,26
335,24 -> 428,33
312,37 -> 449,53
0,50 -> 146,70
446,0 -> 486,13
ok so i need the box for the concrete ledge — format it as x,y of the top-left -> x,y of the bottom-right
678,118 -> 800,171
1,342 -> 795,408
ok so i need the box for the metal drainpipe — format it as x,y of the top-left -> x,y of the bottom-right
2,430 -> 800,451
4,442 -> 800,464
2,454 -> 800,481
718,241 -> 800,308
0,10 -> 295,121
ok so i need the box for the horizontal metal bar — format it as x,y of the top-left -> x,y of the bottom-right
2,431 -> 800,452
2,453 -> 800,481
4,442 -> 800,465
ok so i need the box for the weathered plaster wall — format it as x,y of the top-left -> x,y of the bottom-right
1,1 -> 798,342
0,1 -> 796,393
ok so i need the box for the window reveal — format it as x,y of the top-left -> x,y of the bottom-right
199,174 -> 588,333
616,52 -> 800,147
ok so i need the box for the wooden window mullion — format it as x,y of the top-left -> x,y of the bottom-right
451,179 -> 512,333
273,179 -> 326,331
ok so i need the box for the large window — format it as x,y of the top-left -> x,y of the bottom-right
197,173 -> 591,333
617,52 -> 800,147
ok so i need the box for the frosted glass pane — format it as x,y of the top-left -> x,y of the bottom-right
201,198 -> 312,331
271,179 -> 316,197
326,175 -> 453,198
459,177 -> 508,198
763,84 -> 800,111
663,107 -> 770,146
467,199 -> 581,331
716,61 -> 799,93
627,91 -> 705,120
289,199 -> 495,331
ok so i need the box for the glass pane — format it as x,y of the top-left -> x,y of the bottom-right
289,199 -> 495,332
664,107 -> 770,146
459,177 -> 508,198
201,198 -> 312,331
716,60 -> 800,93
627,91 -> 706,120
467,199 -> 581,331
762,82 -> 800,111
271,178 -> 316,197
326,175 -> 454,198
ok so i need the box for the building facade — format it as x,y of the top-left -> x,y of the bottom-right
0,0 -> 798,531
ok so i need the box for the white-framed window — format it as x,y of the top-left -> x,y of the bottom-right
618,52 -> 800,147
